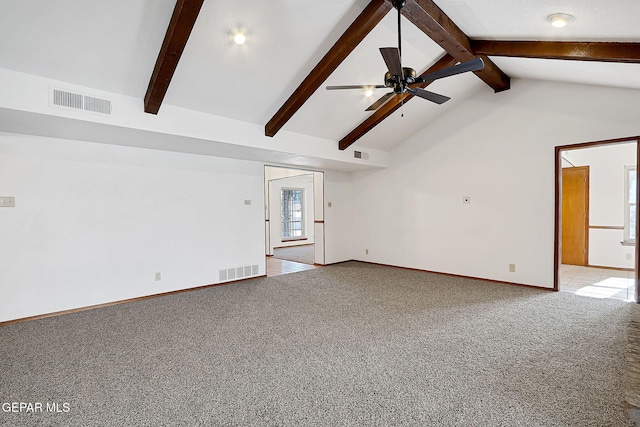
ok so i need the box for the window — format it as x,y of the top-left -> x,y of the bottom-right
624,165 -> 636,244
281,188 -> 304,240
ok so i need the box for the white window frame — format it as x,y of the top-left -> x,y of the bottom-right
624,165 -> 636,245
281,187 -> 305,241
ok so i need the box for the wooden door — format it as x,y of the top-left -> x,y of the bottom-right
562,167 -> 589,266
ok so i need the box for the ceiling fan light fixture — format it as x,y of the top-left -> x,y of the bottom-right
547,13 -> 574,28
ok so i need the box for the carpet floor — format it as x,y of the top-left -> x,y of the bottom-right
273,244 -> 315,265
0,261 -> 637,426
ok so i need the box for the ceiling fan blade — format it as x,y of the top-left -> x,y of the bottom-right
326,85 -> 387,90
380,47 -> 402,78
415,57 -> 485,84
407,88 -> 450,104
365,92 -> 395,111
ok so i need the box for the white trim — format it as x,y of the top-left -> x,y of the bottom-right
624,165 -> 636,244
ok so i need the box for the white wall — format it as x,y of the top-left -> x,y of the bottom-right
6,77 -> 639,321
351,79 -> 640,288
0,68 -> 391,172
0,133 -> 265,322
563,143 -> 636,269
324,170 -> 354,264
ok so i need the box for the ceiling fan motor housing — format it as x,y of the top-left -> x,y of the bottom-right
385,67 -> 417,93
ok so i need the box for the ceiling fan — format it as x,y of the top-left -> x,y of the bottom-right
326,0 -> 484,111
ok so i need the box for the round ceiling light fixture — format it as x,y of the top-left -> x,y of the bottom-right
547,13 -> 575,28
229,28 -> 248,45
233,32 -> 246,45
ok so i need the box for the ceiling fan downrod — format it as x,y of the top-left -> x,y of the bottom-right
392,0 -> 406,58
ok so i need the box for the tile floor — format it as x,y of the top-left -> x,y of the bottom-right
266,256 -> 320,277
560,264 -> 635,302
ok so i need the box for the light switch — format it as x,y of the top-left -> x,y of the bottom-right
0,196 -> 15,207
328,202 -> 332,208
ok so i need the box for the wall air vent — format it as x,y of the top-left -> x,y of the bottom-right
51,89 -> 112,115
354,150 -> 370,160
84,95 -> 112,114
52,89 -> 83,110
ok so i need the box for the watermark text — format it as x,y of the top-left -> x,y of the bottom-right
2,402 -> 70,413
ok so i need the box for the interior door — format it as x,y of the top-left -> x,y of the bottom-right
562,166 -> 589,266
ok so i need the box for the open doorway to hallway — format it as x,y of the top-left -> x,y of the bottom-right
264,165 -> 324,277
557,139 -> 638,302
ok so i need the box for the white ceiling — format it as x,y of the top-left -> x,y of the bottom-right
0,0 -> 639,153
0,0 -> 175,97
434,0 -> 640,42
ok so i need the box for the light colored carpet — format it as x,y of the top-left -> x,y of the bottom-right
0,261 -> 637,426
273,244 -> 314,265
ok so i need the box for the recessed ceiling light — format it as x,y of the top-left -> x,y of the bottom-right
364,89 -> 373,97
233,32 -> 246,45
547,13 -> 575,28
229,28 -> 248,45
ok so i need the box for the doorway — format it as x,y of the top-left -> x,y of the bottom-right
264,166 -> 325,277
555,137 -> 639,302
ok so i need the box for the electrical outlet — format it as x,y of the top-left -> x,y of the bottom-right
463,196 -> 471,204
155,272 -> 161,281
0,196 -> 15,207
328,202 -> 332,208
509,264 -> 516,272
365,249 -> 369,255
627,253 -> 633,261
244,200 -> 251,205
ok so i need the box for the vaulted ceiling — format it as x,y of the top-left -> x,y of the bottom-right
1,0 -> 639,154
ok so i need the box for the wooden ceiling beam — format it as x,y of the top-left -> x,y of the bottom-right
339,53 -> 458,151
401,0 -> 510,93
471,40 -> 640,63
264,0 -> 393,137
144,0 -> 205,114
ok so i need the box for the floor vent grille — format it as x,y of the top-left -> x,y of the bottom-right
219,264 -> 260,283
